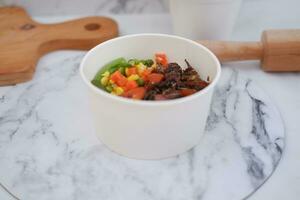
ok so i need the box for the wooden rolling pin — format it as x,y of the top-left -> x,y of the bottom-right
199,29 -> 300,72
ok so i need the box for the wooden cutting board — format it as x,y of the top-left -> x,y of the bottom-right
0,7 -> 118,85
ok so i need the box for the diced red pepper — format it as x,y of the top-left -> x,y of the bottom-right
147,73 -> 164,84
126,67 -> 137,76
110,70 -> 127,87
155,53 -> 168,67
124,80 -> 138,91
122,87 -> 146,100
179,88 -> 197,96
141,68 -> 152,80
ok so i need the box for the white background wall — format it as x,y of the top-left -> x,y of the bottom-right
0,0 -> 167,15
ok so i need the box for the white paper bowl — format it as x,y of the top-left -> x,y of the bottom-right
80,34 -> 221,159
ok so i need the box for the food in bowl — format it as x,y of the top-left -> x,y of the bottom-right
80,34 -> 221,159
91,53 -> 209,100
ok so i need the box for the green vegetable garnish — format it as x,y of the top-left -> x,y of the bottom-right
105,85 -> 113,92
128,59 -> 154,67
119,67 -> 126,75
141,59 -> 154,67
91,79 -> 102,88
128,59 -> 140,66
91,57 -> 155,91
109,62 -> 131,74
91,57 -> 127,88
136,78 -> 145,86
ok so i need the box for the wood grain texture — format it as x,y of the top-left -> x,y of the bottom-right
261,29 -> 300,72
0,7 -> 118,85
199,41 -> 263,62
199,30 -> 300,72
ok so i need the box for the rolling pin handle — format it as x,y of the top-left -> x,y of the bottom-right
198,40 -> 264,62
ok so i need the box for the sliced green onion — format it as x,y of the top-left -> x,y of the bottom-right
128,59 -> 140,66
128,59 -> 154,67
141,59 -> 154,67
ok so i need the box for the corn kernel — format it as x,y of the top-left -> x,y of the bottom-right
136,63 -> 146,74
101,76 -> 109,86
114,87 -> 124,95
109,79 -> 115,84
102,71 -> 110,77
127,74 -> 140,81
151,62 -> 157,69
147,66 -> 154,73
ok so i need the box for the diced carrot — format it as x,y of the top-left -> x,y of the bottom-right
122,87 -> 146,100
147,73 -> 164,84
155,53 -> 168,67
125,80 -> 138,91
110,70 -> 122,82
141,68 -> 152,80
116,78 -> 128,87
131,87 -> 146,99
126,67 -> 137,76
110,70 -> 127,87
179,88 -> 197,96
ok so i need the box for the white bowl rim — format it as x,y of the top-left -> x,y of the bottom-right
80,33 -> 221,107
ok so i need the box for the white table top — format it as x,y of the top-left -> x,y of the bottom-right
0,0 -> 300,199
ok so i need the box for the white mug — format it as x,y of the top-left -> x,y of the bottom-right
169,0 -> 242,40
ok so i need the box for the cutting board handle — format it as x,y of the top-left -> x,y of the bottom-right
38,17 -> 118,55
0,6 -> 119,85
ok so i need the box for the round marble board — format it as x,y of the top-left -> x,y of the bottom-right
0,53 -> 285,200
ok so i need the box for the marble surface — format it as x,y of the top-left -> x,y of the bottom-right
1,0 -> 300,199
0,52 -> 285,200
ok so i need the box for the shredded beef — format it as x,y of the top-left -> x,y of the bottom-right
143,59 -> 209,100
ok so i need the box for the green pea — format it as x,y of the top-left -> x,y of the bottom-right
136,78 -> 145,86
105,85 -> 113,92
